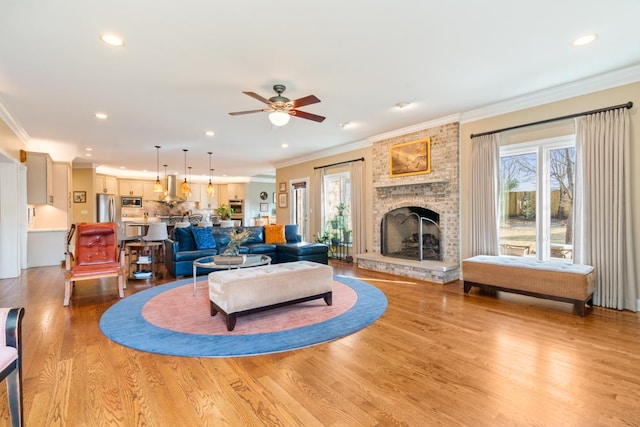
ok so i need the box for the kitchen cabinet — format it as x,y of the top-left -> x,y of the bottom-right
200,184 -> 218,209
26,152 -> 54,205
96,174 -> 117,194
185,183 -> 202,203
119,179 -> 144,196
227,183 -> 245,200
52,162 -> 71,212
143,181 -> 162,201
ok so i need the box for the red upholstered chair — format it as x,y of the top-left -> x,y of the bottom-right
64,222 -> 125,306
1,307 -> 25,427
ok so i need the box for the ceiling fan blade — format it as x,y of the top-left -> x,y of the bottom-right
291,109 -> 326,123
228,109 -> 267,116
292,95 -> 321,108
242,91 -> 271,105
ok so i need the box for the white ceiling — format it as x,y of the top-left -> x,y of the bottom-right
1,1 -> 639,182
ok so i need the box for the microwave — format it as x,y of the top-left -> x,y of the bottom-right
121,196 -> 143,208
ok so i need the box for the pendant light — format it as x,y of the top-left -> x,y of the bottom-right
153,145 -> 163,193
162,164 -> 168,197
187,166 -> 193,197
206,151 -> 214,195
181,149 -> 190,195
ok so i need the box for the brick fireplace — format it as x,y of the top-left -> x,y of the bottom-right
357,122 -> 460,284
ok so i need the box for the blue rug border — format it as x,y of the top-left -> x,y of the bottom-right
99,275 -> 387,357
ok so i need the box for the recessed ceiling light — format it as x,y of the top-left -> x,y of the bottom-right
120,166 -> 126,169
95,112 -> 108,120
101,33 -> 125,47
281,143 -> 289,148
85,153 -> 92,157
205,131 -> 215,137
572,33 -> 598,47
85,148 -> 93,151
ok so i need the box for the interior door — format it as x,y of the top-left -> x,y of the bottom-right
291,180 -> 309,241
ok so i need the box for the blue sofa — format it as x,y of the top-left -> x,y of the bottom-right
164,224 -> 329,277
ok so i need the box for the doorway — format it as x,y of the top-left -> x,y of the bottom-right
291,179 -> 309,241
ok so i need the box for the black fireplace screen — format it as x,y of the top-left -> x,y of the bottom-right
381,207 -> 441,261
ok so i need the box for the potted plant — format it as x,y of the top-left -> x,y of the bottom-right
336,202 -> 348,216
342,228 -> 352,243
216,204 -> 234,220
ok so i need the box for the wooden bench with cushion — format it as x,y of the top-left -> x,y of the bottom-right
462,255 -> 596,316
208,261 -> 333,331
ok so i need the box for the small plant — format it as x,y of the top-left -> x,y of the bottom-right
314,231 -> 330,244
336,202 -> 348,215
216,204 -> 234,220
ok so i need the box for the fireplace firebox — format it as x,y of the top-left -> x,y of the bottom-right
381,207 -> 441,261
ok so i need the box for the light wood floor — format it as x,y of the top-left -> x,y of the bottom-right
1,260 -> 640,426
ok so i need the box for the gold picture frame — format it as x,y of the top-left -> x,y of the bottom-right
73,191 -> 86,203
279,182 -> 286,192
389,137 -> 431,177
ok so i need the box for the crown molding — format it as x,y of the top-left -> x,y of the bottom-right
460,64 -> 640,123
274,138 -> 372,169
0,97 -> 33,149
367,113 -> 462,143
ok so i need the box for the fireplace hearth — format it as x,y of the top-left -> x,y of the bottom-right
381,207 -> 442,261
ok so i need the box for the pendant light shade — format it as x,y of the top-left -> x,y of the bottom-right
269,111 -> 291,127
153,145 -> 163,193
181,149 -> 191,195
207,151 -> 214,195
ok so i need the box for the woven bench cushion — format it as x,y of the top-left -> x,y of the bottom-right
463,255 -> 595,300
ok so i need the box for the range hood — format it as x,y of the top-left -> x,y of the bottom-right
161,175 -> 185,203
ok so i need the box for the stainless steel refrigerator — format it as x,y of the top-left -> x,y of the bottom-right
96,194 -> 124,237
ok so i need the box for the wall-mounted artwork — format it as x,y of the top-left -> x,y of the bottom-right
73,191 -> 86,203
389,137 -> 431,177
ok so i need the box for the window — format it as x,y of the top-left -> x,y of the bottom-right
499,136 -> 575,261
322,171 -> 352,233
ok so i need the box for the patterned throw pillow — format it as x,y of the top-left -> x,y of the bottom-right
191,227 -> 216,250
174,226 -> 196,251
264,224 -> 286,244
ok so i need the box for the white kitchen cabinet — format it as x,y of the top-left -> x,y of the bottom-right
26,152 -> 54,205
143,181 -> 163,201
52,162 -> 71,212
200,184 -> 218,209
119,179 -> 144,196
96,174 -> 117,194
185,183 -> 201,203
217,184 -> 229,206
227,183 -> 245,200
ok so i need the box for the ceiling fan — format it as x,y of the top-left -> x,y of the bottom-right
228,84 -> 325,126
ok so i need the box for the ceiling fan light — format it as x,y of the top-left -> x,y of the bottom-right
269,111 -> 291,127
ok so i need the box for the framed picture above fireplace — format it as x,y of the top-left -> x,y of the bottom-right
389,137 -> 431,177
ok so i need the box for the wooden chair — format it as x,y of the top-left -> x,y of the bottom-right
64,222 -> 125,306
0,307 -> 25,427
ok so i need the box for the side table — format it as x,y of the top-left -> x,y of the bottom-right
125,241 -> 162,280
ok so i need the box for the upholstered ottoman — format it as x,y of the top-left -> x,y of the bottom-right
275,242 -> 329,264
208,261 -> 333,330
463,255 -> 596,316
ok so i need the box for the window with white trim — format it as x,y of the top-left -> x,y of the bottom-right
499,135 -> 575,261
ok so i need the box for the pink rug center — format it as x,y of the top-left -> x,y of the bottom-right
142,280 -> 357,335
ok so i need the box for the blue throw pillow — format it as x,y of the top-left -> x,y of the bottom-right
191,227 -> 216,250
285,224 -> 299,242
174,226 -> 196,251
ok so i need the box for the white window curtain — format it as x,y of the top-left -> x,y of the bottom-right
350,160 -> 366,258
470,134 -> 500,256
311,168 -> 324,240
574,108 -> 637,311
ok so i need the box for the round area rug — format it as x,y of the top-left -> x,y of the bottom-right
99,275 -> 387,357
